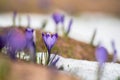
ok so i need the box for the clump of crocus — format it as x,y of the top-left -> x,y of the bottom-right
111,40 -> 117,63
42,32 -> 58,65
4,28 -> 36,62
52,12 -> 64,33
95,45 -> 108,80
13,11 -> 17,26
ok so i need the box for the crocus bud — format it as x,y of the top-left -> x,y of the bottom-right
52,12 -> 64,24
95,46 -> 108,65
95,45 -> 108,80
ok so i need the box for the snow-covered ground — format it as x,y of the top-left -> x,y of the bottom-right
0,12 -> 120,59
32,53 -> 120,80
54,54 -> 120,80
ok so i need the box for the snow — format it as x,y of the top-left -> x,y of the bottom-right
34,53 -> 120,80
55,55 -> 120,80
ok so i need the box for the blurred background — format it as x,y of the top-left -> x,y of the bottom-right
0,0 -> 120,14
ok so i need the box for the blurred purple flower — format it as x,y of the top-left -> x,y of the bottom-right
95,46 -> 108,65
25,28 -> 36,62
42,33 -> 58,51
66,19 -> 73,35
25,28 -> 34,40
52,13 -> 64,24
7,28 -> 26,59
6,28 -> 36,61
42,33 -> 58,65
111,40 -> 117,62
0,28 -> 12,50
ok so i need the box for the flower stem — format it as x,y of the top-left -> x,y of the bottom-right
47,49 -> 51,65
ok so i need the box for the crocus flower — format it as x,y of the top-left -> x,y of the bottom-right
0,27 -> 12,50
6,28 -> 36,61
7,28 -> 26,59
25,28 -> 34,40
42,33 -> 58,52
25,28 -> 36,62
111,40 -> 117,63
42,33 -> 58,64
95,46 -> 108,65
95,45 -> 108,80
52,12 -> 64,24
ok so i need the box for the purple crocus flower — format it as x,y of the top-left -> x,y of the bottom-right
52,12 -> 64,24
95,45 -> 108,80
66,19 -> 73,36
25,28 -> 34,40
7,28 -> 26,59
42,33 -> 58,64
6,28 -> 36,61
25,28 -> 36,62
42,33 -> 58,51
0,28 -> 12,50
95,46 -> 108,65
111,40 -> 117,63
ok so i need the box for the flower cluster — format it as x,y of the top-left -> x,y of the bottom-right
52,12 -> 73,36
0,27 -> 36,62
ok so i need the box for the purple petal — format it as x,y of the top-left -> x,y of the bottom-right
52,13 -> 64,24
42,33 -> 58,50
95,46 -> 108,65
25,28 -> 34,40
